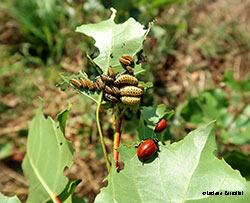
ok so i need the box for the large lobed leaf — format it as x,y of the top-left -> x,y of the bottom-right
95,122 -> 250,203
76,8 -> 149,75
22,99 -> 75,203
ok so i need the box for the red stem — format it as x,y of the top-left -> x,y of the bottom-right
55,196 -> 61,203
114,132 -> 121,168
113,106 -> 123,168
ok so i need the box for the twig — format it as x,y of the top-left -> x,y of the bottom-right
113,106 -> 126,168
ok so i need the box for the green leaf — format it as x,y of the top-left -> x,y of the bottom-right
60,72 -> 101,104
71,196 -> 87,203
142,104 -> 174,125
227,111 -> 250,145
138,81 -> 153,90
22,99 -> 75,203
56,101 -> 72,135
0,194 -> 21,203
151,0 -> 183,7
0,143 -> 12,159
76,8 -> 150,75
95,122 -> 250,203
224,150 -> 250,181
220,105 -> 250,145
137,104 -> 174,140
223,69 -> 250,92
180,89 -> 229,125
46,179 -> 82,203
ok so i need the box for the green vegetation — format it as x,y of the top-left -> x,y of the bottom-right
0,0 -> 249,202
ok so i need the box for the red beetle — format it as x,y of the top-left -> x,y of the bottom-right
155,119 -> 167,132
136,139 -> 159,161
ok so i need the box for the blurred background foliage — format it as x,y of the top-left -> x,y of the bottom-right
0,0 -> 249,202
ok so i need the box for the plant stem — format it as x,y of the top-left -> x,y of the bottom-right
113,106 -> 126,168
112,108 -> 117,133
54,196 -> 61,203
113,131 -> 120,168
96,91 -> 111,172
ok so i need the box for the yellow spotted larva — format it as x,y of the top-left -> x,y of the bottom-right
114,74 -> 138,86
120,96 -> 141,105
119,86 -> 143,96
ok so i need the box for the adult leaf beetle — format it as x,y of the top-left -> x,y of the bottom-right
136,139 -> 159,161
155,119 -> 167,132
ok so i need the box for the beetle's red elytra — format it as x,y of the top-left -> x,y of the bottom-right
155,119 -> 167,132
137,139 -> 159,161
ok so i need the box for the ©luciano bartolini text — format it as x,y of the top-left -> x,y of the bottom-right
202,191 -> 244,196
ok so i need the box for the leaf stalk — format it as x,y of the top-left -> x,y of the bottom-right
96,91 -> 111,172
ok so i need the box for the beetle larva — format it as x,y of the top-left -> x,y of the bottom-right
111,86 -> 120,95
119,54 -> 134,66
101,74 -> 114,84
104,85 -> 113,94
108,66 -> 115,78
120,96 -> 141,105
105,93 -> 118,103
114,74 -> 138,86
95,77 -> 104,90
84,78 -> 95,91
70,79 -> 82,88
125,66 -> 134,75
79,78 -> 88,89
119,86 -> 143,96
94,81 -> 101,91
